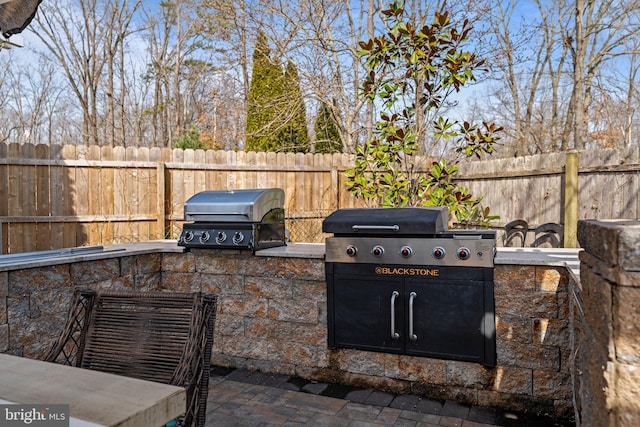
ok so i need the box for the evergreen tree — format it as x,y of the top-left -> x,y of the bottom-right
277,60 -> 310,153
245,32 -> 309,152
245,31 -> 284,151
314,100 -> 342,153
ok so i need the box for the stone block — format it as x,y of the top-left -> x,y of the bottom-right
497,341 -> 560,371
0,272 -> 7,296
134,272 -> 161,291
495,290 -> 558,319
220,295 -> 268,318
612,286 -> 640,364
618,223 -> 640,273
243,317 -> 278,340
195,253 -> 240,274
578,219 -> 622,266
9,265 -> 71,294
489,366 -> 532,395
239,257 -> 279,277
268,340 -> 318,366
495,315 -> 532,343
494,265 -> 535,290
162,252 -> 195,273
578,219 -> 640,273
533,318 -> 569,347
536,267 -> 569,292
0,297 -> 6,324
136,253 -> 161,274
267,298 -> 318,323
384,355 -> 446,384
291,279 -> 326,302
271,319 -> 326,346
533,370 -> 572,399
161,272 -> 201,292
119,256 -> 137,277
223,335 -> 270,360
445,361 -> 495,388
613,362 -> 640,427
581,250 -> 640,288
200,273 -> 244,295
29,287 -> 72,318
245,276 -> 291,299
0,323 -> 7,351
577,340 -> 613,427
580,268 -> 613,352
70,259 -> 120,285
92,276 -> 134,291
275,258 -> 324,281
215,313 -> 244,336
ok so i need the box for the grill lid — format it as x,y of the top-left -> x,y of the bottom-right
184,188 -> 284,222
322,207 -> 449,235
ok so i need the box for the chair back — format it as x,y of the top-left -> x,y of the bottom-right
47,289 -> 217,427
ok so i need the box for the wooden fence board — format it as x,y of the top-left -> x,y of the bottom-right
35,145 -> 51,250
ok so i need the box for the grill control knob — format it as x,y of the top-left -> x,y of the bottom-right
345,245 -> 358,257
233,232 -> 245,245
216,231 -> 227,244
457,247 -> 471,260
372,245 -> 385,257
432,246 -> 446,259
184,231 -> 194,242
400,246 -> 413,258
199,231 -> 210,243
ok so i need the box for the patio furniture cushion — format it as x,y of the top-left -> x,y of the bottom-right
46,289 -> 217,427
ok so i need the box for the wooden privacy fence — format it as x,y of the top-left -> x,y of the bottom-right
1,142 -> 640,254
0,143 -> 374,254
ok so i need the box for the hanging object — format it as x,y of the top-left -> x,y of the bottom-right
0,0 -> 42,38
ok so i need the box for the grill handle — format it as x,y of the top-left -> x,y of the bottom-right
409,292 -> 418,342
390,291 -> 400,340
352,224 -> 400,232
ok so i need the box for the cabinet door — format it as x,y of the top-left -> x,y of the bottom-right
405,280 -> 486,363
330,274 -> 405,353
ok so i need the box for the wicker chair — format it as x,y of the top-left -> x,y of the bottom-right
46,289 -> 217,427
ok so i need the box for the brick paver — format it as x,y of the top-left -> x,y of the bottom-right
205,368 -> 572,427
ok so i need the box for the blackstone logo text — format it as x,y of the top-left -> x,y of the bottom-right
1,405 -> 69,426
375,266 -> 439,277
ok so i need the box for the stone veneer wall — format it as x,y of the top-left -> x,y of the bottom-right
575,220 -> 640,427
1,247 -> 574,421
0,253 -> 163,357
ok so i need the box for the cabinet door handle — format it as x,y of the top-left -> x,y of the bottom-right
409,292 -> 418,341
390,291 -> 400,339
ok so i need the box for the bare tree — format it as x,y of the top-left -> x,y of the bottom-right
482,0 -> 571,155
34,0 -> 109,145
570,0 -> 640,150
103,0 -> 141,147
140,0 -> 211,147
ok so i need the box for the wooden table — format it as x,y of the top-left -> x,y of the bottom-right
0,354 -> 186,427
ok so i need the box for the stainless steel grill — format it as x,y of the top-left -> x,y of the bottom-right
322,207 -> 497,366
178,188 -> 286,251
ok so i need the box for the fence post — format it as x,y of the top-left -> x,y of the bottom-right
156,163 -> 166,238
564,152 -> 579,248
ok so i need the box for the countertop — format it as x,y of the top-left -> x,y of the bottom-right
0,241 -> 581,279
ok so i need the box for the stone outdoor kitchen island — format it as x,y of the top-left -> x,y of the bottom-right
1,240 -> 578,423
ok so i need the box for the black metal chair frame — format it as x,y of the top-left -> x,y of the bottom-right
503,219 -> 529,247
47,289 -> 217,427
532,222 -> 564,248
